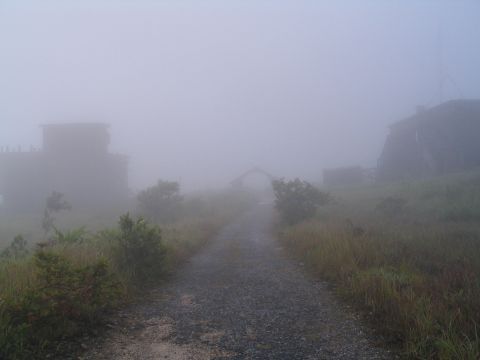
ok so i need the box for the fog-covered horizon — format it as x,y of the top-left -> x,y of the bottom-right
1,1 -> 479,191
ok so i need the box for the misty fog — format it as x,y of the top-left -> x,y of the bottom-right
1,1 -> 479,191
3,2 -> 480,359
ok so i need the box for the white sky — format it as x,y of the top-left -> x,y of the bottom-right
1,1 -> 479,190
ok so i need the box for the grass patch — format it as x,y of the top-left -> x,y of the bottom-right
279,171 -> 480,359
0,190 -> 255,359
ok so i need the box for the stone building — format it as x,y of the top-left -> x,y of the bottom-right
377,100 -> 480,181
0,123 -> 128,212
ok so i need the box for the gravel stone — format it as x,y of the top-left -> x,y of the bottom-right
81,205 -> 395,359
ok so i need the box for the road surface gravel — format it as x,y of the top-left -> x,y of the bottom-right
82,204 -> 394,359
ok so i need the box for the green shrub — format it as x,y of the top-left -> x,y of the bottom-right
52,227 -> 88,245
0,235 -> 28,260
114,213 -> 166,284
0,250 -> 121,359
272,178 -> 330,225
0,190 -> 249,358
137,180 -> 183,223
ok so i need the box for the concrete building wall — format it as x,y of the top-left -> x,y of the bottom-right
0,123 -> 128,213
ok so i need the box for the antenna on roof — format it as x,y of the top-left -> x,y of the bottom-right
435,22 -> 463,104
437,23 -> 445,103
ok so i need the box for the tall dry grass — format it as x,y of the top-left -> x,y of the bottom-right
280,172 -> 480,359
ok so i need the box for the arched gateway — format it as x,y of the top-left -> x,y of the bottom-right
230,167 -> 277,188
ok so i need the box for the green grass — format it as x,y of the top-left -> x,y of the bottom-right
0,189 -> 256,359
0,219 -> 225,359
280,171 -> 480,359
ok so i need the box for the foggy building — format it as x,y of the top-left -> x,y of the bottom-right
0,123 -> 128,212
377,99 -> 480,181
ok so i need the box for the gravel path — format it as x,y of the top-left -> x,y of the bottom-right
82,204 -> 394,359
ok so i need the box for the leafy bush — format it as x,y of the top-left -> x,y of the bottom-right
137,180 -> 183,223
0,250 -> 121,359
0,190 -> 251,358
114,213 -> 166,284
0,235 -> 28,260
52,227 -> 88,245
272,178 -> 330,225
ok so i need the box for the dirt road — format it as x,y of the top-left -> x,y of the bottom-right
82,205 -> 393,359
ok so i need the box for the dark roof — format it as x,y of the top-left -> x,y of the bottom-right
390,99 -> 480,132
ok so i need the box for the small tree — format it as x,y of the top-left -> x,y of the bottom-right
115,213 -> 166,283
272,178 -> 330,225
137,180 -> 182,223
41,191 -> 71,237
0,235 -> 28,260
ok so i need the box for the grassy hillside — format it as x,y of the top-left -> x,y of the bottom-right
279,171 -> 480,359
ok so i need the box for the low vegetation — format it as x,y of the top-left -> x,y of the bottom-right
41,191 -> 71,237
0,184 -> 256,359
272,178 -> 330,225
276,172 -> 480,359
137,180 -> 183,223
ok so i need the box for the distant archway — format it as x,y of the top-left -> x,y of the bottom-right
230,167 -> 277,188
